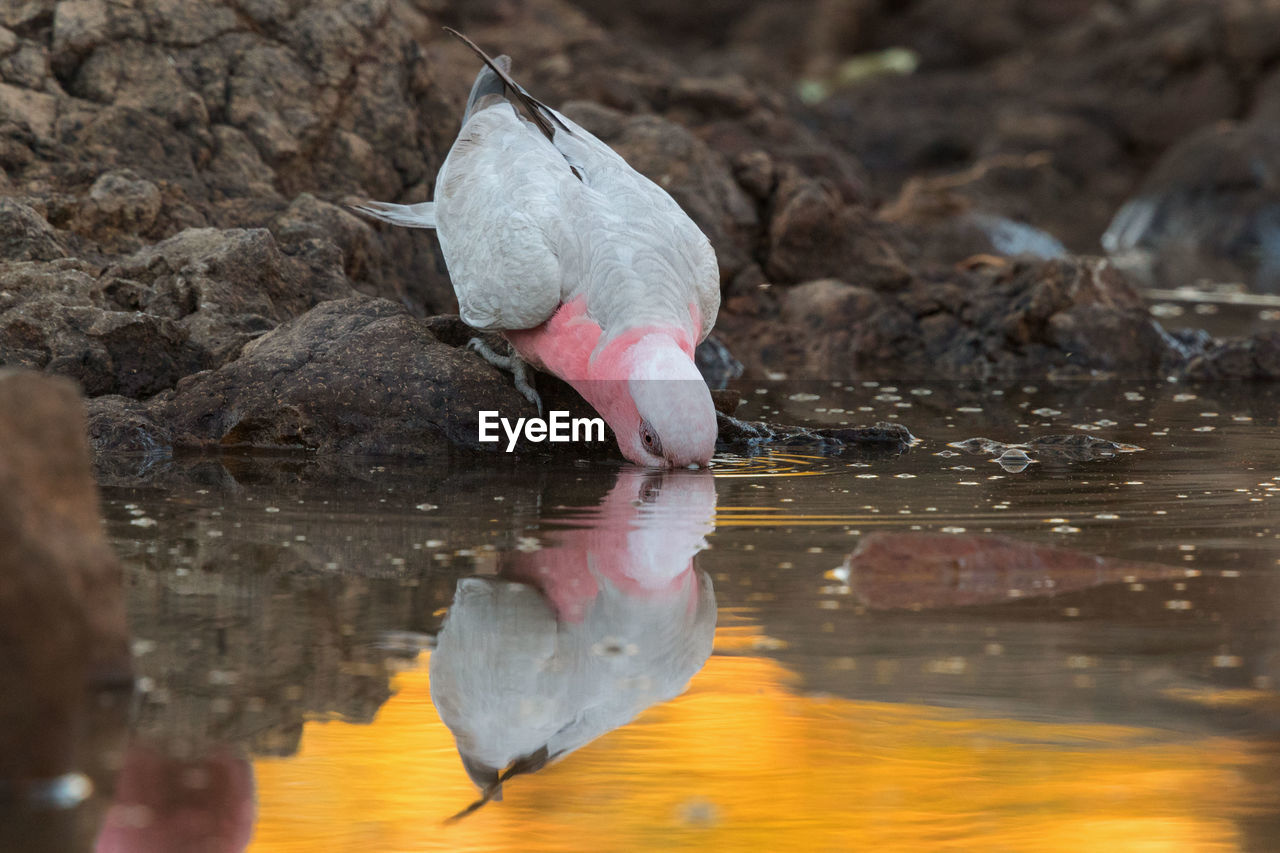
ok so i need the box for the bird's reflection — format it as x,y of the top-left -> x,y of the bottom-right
429,467 -> 718,818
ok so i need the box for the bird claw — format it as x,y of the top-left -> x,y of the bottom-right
467,337 -> 543,416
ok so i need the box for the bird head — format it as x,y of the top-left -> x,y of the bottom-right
600,333 -> 717,468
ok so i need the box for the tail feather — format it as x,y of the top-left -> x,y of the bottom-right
348,200 -> 436,229
444,27 -> 570,143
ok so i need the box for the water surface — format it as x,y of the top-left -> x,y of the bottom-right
74,381 -> 1280,850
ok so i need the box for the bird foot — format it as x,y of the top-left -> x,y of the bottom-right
467,338 -> 543,416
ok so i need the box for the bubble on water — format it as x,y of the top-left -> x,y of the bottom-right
130,517 -> 157,527
1051,525 -> 1080,533
1172,393 -> 1197,402
956,406 -> 983,413
1031,407 -> 1061,417
265,506 -> 280,513
994,448 -> 1032,472
1164,600 -> 1193,611
940,526 -> 966,533
926,657 -> 968,675
1193,425 -> 1216,432
1094,512 -> 1119,520
416,503 -> 438,511
895,473 -> 917,479
788,392 -> 820,402
1212,654 -> 1242,668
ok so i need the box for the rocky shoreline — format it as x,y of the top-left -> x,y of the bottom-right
1,0 -> 1277,460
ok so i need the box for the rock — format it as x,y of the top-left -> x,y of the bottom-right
79,168 -> 163,238
0,258 -> 206,398
765,168 -> 910,287
1102,120 -> 1280,293
1179,331 -> 1280,380
90,296 -> 553,456
0,197 -> 63,261
694,333 -> 743,388
0,370 -> 130,788
104,226 -> 355,368
717,413 -> 914,455
719,256 -> 1174,380
947,434 -> 1144,468
842,532 -> 1188,611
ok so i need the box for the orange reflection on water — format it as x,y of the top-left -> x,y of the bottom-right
251,645 -> 1263,852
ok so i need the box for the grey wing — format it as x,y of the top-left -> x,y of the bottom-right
434,107 -> 574,331
549,109 -> 721,341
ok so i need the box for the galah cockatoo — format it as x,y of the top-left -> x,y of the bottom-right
351,30 -> 721,467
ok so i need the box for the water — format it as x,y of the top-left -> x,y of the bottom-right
30,381 -> 1280,850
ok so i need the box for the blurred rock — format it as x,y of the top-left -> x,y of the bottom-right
0,198 -> 64,261
720,256 -> 1171,380
1180,331 -> 1280,380
0,369 -> 129,789
765,168 -> 910,287
843,532 -> 1187,611
1102,120 -> 1280,293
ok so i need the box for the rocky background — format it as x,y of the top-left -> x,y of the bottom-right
1,0 -> 1278,456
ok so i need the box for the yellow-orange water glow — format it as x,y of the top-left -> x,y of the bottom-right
251,632 -> 1266,853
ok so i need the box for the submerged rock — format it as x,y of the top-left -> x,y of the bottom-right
717,413 -> 914,455
841,532 -> 1188,611
0,370 -> 130,791
948,434 -> 1144,466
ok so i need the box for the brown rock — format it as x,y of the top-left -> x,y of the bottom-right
843,532 -> 1186,611
0,259 -> 206,397
94,296 -> 558,456
0,369 -> 129,785
0,197 -> 64,261
765,169 -> 910,288
1180,331 -> 1280,380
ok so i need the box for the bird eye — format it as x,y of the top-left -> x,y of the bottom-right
638,419 -> 663,457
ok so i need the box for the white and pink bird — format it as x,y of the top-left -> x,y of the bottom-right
351,30 -> 721,468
